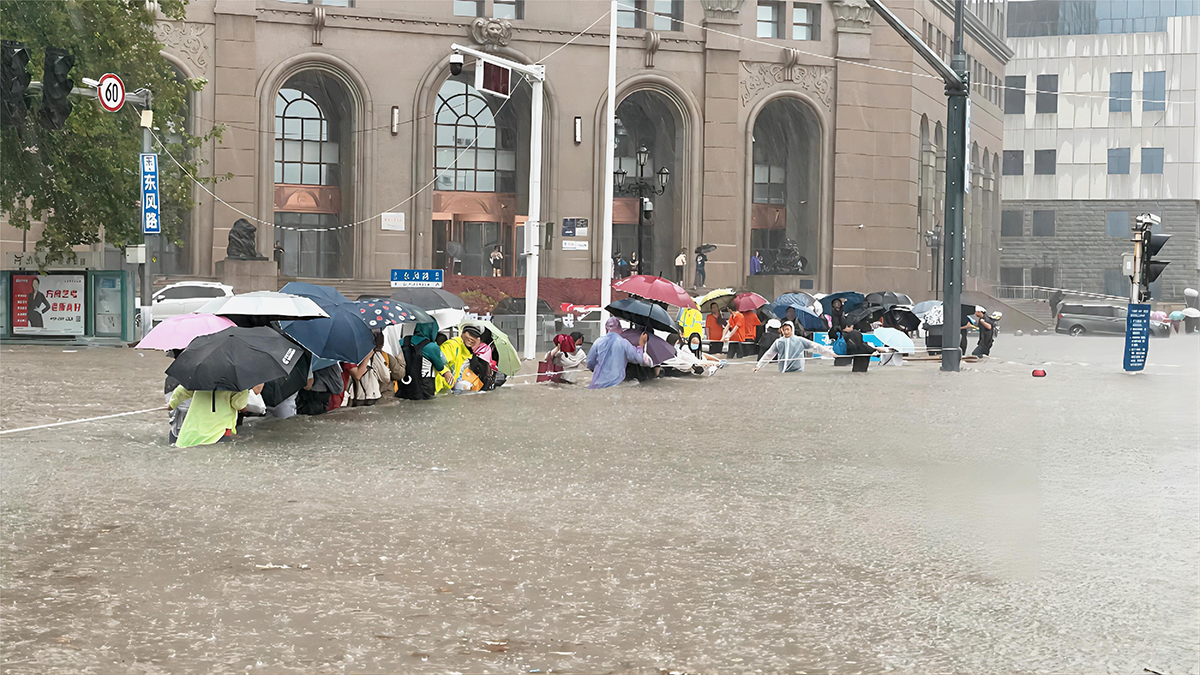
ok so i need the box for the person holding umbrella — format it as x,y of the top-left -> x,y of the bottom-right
167,384 -> 260,447
754,321 -> 836,373
585,317 -> 653,389
694,248 -> 708,287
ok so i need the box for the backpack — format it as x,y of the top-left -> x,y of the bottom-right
396,337 -> 436,400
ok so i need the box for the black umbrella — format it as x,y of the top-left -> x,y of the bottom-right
881,308 -> 921,333
167,327 -> 304,392
695,244 -> 717,255
389,288 -> 466,310
261,349 -> 312,407
445,241 -> 466,260
865,291 -> 911,310
844,302 -> 887,327
606,297 -> 676,333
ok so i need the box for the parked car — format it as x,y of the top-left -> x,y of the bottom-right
147,282 -> 234,322
491,297 -> 555,315
1055,303 -> 1170,337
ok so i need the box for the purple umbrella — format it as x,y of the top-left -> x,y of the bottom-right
620,328 -> 675,366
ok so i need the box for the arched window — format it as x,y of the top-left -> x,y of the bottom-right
434,79 -> 515,192
274,88 -> 339,187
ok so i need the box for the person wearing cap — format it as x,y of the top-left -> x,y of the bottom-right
754,321 -> 836,373
961,306 -> 991,356
972,310 -> 1000,357
758,318 -> 782,358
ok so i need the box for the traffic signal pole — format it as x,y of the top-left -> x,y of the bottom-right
866,0 -> 969,371
140,90 -> 154,316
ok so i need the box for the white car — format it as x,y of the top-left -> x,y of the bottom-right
147,282 -> 233,322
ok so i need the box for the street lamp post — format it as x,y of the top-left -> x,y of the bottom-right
613,145 -> 669,275
924,225 -> 942,299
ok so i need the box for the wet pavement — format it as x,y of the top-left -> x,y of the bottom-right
2,335 -> 1197,674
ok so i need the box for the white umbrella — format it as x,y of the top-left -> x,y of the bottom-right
198,291 -> 328,320
911,299 -> 941,318
922,303 -> 945,326
873,327 -> 916,354
1182,307 -> 1200,318
428,307 -> 467,331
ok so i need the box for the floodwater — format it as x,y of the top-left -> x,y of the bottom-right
2,335 -> 1197,674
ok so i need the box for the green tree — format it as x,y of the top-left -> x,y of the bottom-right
1,0 -> 221,262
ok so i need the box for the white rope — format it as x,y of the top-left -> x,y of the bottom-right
0,407 -> 165,436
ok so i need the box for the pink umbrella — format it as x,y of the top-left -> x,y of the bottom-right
136,313 -> 236,351
733,292 -> 768,312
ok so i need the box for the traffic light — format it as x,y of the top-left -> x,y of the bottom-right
1,40 -> 31,127
1138,231 -> 1170,301
38,47 -> 74,131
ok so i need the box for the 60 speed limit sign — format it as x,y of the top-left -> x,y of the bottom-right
97,73 -> 125,113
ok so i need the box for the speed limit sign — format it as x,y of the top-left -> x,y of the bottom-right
97,73 -> 125,113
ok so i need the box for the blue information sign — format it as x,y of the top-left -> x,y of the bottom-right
1123,303 -> 1151,371
390,269 -> 444,288
140,153 -> 160,234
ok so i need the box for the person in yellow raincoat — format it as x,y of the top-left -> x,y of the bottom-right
436,324 -> 487,394
677,306 -> 703,342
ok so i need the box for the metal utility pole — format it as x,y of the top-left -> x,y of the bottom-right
599,0 -> 618,323
449,44 -> 546,360
140,90 -> 154,314
866,0 -> 969,371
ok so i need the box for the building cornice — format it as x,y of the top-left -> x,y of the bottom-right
930,0 -> 1014,63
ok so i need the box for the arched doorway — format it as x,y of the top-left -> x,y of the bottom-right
613,89 -> 685,279
750,97 -> 822,274
431,74 -> 531,277
272,70 -> 355,278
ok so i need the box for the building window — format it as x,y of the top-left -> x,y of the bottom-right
1002,150 -> 1023,175
493,0 -> 523,19
1036,74 -> 1058,113
434,79 -> 516,193
1110,72 -> 1132,112
1141,147 -> 1164,174
1001,210 -> 1023,236
618,0 -> 681,30
752,163 -> 785,204
617,0 -> 638,27
454,0 -> 482,17
1032,210 -> 1055,237
1143,71 -> 1166,111
649,0 -> 682,31
1106,211 -> 1129,237
1031,266 -> 1055,287
1004,75 -> 1025,114
275,89 -> 339,186
1108,147 -> 1131,174
1000,267 -> 1024,286
1034,149 -> 1056,175
792,3 -> 820,40
757,1 -> 782,38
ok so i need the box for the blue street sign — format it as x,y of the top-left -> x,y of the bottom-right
140,153 -> 160,235
1123,303 -> 1150,371
390,269 -> 444,288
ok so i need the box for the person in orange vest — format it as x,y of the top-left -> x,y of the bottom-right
704,302 -> 725,354
721,307 -> 746,358
740,308 -> 762,356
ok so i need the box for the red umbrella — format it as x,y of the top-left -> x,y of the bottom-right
612,274 -> 698,310
733,292 -> 768,312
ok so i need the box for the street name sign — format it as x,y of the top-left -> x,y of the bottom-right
97,73 -> 125,112
391,269 -> 444,288
140,153 -> 161,234
1123,303 -> 1150,372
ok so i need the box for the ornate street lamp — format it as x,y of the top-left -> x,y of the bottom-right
614,145 -> 669,276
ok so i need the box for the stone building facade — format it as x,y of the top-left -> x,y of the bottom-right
1000,1 -> 1200,302
5,0 -> 1011,299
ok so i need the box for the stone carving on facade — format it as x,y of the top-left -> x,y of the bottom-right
312,5 -> 327,46
739,61 -> 834,110
644,30 -> 661,68
763,239 -> 807,275
153,21 -> 210,75
469,17 -> 513,50
700,0 -> 746,19
830,0 -> 873,33
226,219 -> 265,261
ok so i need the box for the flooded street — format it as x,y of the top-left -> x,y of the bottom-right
2,335 -> 1197,675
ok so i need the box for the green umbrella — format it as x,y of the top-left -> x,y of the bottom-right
459,319 -> 521,376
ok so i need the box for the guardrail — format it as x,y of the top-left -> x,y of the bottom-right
994,285 -> 1128,303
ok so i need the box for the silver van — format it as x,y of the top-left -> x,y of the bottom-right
1055,303 -> 1169,337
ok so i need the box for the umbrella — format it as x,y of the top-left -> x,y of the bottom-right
166,326 -> 304,392
1150,311 -> 1168,321
459,319 -> 521,376
923,303 -> 945,326
732,292 -> 768,312
348,299 -> 433,329
771,302 -> 825,331
613,275 -> 698,309
881,308 -> 921,333
606,298 -> 677,333
873,327 -> 916,354
819,291 -> 866,314
697,288 -> 736,312
445,241 -> 466,260
261,349 -> 313,408
199,291 -> 328,326
865,291 -> 911,309
1169,310 -> 1186,320
620,328 -> 676,366
911,300 -> 941,317
279,281 -> 350,306
844,302 -> 887,326
136,313 -> 235,351
695,244 -> 717,254
1183,308 -> 1200,318
280,303 -> 375,364
769,293 -> 819,319
389,288 -> 466,311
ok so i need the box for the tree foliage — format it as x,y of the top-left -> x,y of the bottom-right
1,0 -> 221,261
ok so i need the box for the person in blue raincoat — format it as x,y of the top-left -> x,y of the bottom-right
753,321 -> 835,373
585,317 -> 652,389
